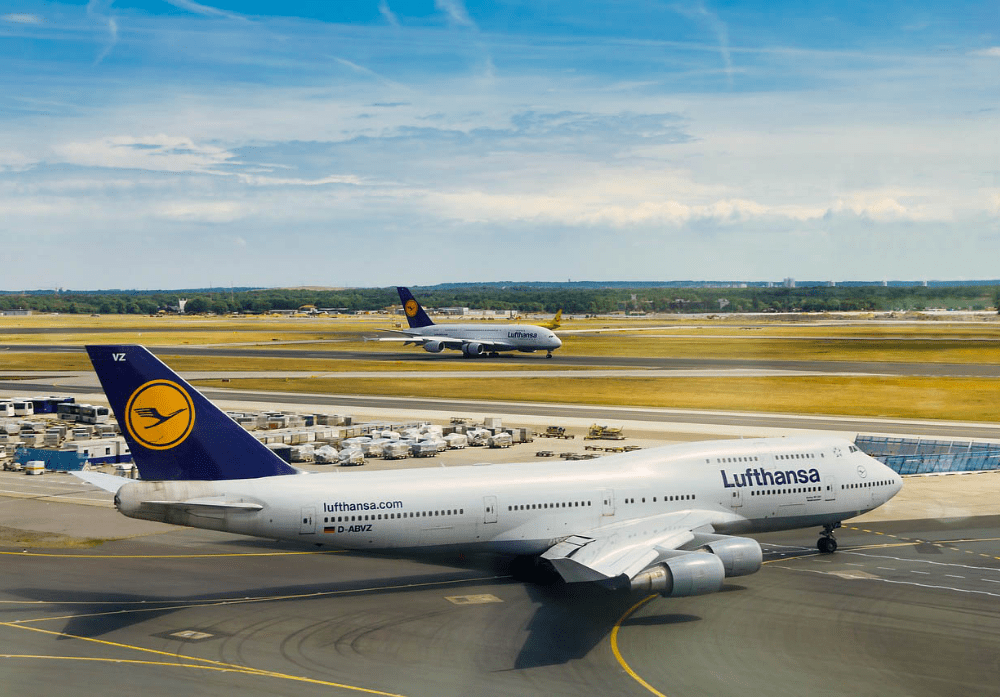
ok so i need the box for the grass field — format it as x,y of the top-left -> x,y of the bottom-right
0,352 -> 601,373
192,375 -> 1000,423
5,313 -> 1000,363
5,314 -> 1000,423
558,334 -> 1000,364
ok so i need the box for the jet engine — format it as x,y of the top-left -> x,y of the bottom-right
422,341 -> 444,353
462,342 -> 485,357
688,533 -> 762,577
629,551 -> 725,597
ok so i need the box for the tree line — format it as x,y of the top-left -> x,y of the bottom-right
1,286 -> 998,315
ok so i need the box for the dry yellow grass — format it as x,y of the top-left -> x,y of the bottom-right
559,334 -> 1000,364
193,375 -> 1000,423
0,352 -> 597,373
4,314 -> 1000,369
0,353 -> 92,370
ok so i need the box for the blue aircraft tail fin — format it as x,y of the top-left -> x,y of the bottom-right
86,345 -> 298,481
396,287 -> 435,329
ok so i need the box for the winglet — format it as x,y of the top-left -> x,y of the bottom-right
86,345 -> 299,481
396,287 -> 435,329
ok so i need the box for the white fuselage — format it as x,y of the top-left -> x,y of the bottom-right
409,323 -> 562,353
116,436 -> 901,554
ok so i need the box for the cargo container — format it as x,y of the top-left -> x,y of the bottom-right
338,448 -> 364,466
383,442 -> 411,460
487,433 -> 513,448
444,433 -> 468,449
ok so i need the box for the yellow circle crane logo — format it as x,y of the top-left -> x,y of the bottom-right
124,380 -> 195,450
404,299 -> 419,317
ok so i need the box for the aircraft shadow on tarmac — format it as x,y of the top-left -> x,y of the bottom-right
6,570 -> 518,641
5,561 -> 734,671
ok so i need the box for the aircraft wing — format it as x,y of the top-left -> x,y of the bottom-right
366,332 -> 516,352
540,510 -> 718,583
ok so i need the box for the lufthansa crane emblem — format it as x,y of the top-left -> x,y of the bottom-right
125,380 -> 195,450
404,299 -> 419,317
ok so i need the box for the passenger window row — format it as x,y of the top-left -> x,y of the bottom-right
624,494 -> 696,503
750,487 -> 821,496
324,509 -> 465,523
508,501 -> 592,511
843,481 -> 891,489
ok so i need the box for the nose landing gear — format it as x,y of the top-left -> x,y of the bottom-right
818,522 -> 841,553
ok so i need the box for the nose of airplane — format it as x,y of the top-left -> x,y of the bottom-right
551,333 -> 562,349
872,455 -> 904,498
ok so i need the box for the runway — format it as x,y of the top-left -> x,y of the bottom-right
5,343 -> 1000,378
2,501 -> 998,697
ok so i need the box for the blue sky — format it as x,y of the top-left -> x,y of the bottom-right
1,1 -> 998,289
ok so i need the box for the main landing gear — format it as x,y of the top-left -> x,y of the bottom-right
818,522 -> 841,553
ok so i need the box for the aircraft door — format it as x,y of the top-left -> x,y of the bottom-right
728,486 -> 743,509
483,496 -> 498,524
299,506 -> 316,534
824,476 -> 837,501
601,489 -> 615,516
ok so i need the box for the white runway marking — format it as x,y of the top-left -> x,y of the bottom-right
844,551 -> 1000,574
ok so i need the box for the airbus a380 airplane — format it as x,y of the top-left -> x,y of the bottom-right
375,287 -> 562,358
78,345 -> 902,598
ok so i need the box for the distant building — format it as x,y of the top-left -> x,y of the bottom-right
1,309 -> 31,316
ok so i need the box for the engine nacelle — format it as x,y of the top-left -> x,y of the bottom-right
689,533 -> 763,577
422,340 -> 444,353
629,551 -> 725,597
462,342 -> 485,357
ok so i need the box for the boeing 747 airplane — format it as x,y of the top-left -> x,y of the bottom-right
374,287 -> 562,358
77,345 -> 902,597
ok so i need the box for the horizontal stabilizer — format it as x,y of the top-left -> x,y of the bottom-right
71,470 -> 132,493
141,499 -> 264,513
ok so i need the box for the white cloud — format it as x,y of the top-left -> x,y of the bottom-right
0,151 -> 35,172
435,0 -> 475,29
52,135 -> 236,174
2,13 -> 42,24
671,1 -> 734,85
972,47 -> 1000,57
234,174 -> 364,187
162,0 -> 244,20
153,200 -> 246,223
378,0 -> 399,27
422,188 -> 824,227
86,0 -> 118,64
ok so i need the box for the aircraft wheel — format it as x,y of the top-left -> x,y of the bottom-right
817,537 -> 837,554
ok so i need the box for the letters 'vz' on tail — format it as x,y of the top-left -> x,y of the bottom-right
86,345 -> 298,481
396,287 -> 435,329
